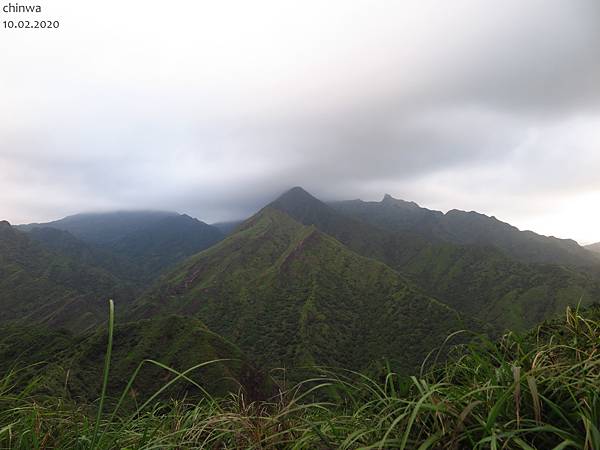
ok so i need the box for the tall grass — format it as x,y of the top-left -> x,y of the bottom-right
90,299 -> 114,450
0,303 -> 598,449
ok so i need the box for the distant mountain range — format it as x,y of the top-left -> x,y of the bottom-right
2,187 -> 599,396
19,211 -> 225,282
19,210 -> 180,244
586,242 -> 600,254
272,188 -> 600,330
329,194 -> 598,267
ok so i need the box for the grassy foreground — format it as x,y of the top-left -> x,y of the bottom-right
0,304 -> 598,449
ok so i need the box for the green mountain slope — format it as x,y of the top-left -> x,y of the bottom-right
0,221 -> 132,331
21,211 -> 225,282
2,307 -> 597,449
400,243 -> 600,330
270,188 -> 600,331
108,214 -> 224,281
0,315 -> 271,402
269,187 -> 408,259
330,194 -> 599,267
27,226 -> 139,283
133,207 -> 474,374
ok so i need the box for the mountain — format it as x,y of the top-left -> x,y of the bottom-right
0,315 -> 271,402
20,211 -> 225,282
586,242 -> 600,254
269,188 -> 600,331
0,221 -> 133,331
400,243 -> 600,331
133,206 -> 475,374
270,187 -> 384,249
19,210 -> 179,245
212,220 -> 244,235
26,226 -> 137,282
330,194 -> 599,267
268,187 -> 428,263
108,214 -> 224,281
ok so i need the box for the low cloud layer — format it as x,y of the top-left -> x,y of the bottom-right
1,0 -> 600,243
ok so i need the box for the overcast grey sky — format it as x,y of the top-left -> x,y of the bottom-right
1,0 -> 599,243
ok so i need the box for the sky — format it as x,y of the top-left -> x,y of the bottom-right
1,0 -> 600,244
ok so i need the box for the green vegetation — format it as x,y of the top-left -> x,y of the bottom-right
0,221 -> 133,331
0,304 -> 597,449
7,187 -> 600,336
271,188 -> 600,332
0,213 -> 223,331
330,194 -> 599,267
107,214 -> 224,282
26,227 -> 134,283
2,187 -> 600,448
0,315 -> 271,405
134,207 -> 477,374
401,243 -> 600,331
21,212 -> 225,283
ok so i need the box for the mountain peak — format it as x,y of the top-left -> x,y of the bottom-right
0,221 -> 14,238
277,186 -> 315,200
268,186 -> 354,232
271,187 -> 322,210
0,221 -> 13,239
381,194 -> 419,208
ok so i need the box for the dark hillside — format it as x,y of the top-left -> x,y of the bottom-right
331,194 -> 599,267
0,221 -> 133,331
20,211 -> 225,282
19,210 -> 178,245
0,315 -> 271,402
108,214 -> 224,281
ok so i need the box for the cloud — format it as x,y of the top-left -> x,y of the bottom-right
1,0 -> 599,242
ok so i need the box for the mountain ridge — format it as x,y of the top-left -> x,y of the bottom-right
586,242 -> 600,254
133,205 -> 477,374
4,187 -> 599,336
0,222 -> 134,331
269,188 -> 600,331
330,193 -> 598,267
18,211 -> 225,282
18,210 -> 179,245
